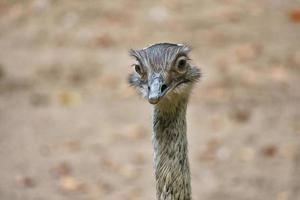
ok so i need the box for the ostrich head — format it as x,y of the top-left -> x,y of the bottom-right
128,43 -> 201,105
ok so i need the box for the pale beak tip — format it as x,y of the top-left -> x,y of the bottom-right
148,97 -> 159,104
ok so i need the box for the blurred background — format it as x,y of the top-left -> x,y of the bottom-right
0,0 -> 300,200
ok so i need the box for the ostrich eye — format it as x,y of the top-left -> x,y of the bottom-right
134,64 -> 143,75
134,64 -> 147,79
178,60 -> 186,69
175,56 -> 187,73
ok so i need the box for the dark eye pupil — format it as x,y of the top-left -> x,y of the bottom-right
178,59 -> 186,69
135,65 -> 141,74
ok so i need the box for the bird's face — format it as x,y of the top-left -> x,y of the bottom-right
128,43 -> 201,105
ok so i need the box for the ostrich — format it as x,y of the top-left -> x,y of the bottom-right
128,43 -> 201,200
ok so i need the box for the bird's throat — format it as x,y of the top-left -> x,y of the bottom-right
152,99 -> 192,200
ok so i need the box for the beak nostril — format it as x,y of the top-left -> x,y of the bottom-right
161,84 -> 167,93
148,86 -> 150,91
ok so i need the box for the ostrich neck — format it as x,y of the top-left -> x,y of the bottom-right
152,99 -> 191,200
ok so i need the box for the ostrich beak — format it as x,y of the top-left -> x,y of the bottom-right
148,76 -> 164,104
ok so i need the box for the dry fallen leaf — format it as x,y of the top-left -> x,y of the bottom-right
51,162 -> 72,178
95,34 -> 115,48
15,175 -> 35,188
59,176 -> 86,193
231,109 -> 251,123
261,145 -> 278,158
288,9 -> 300,23
57,90 -> 81,106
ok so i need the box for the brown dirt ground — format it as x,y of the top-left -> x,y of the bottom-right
0,0 -> 300,200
